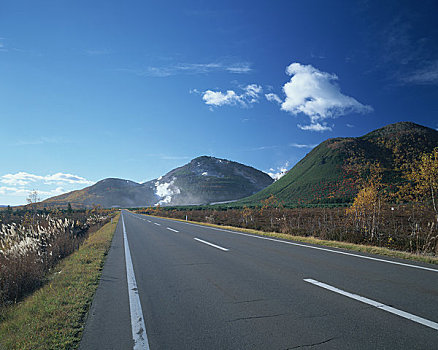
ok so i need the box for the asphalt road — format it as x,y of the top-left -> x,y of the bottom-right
80,210 -> 438,349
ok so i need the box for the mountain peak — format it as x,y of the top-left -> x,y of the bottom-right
362,121 -> 436,140
154,155 -> 273,205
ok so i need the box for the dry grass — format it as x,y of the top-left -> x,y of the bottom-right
0,214 -> 119,350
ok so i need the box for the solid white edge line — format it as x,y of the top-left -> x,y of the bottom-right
304,278 -> 438,331
122,213 -> 150,350
163,219 -> 437,273
166,227 -> 179,232
194,237 -> 229,251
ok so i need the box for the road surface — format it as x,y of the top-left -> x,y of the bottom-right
79,211 -> 438,349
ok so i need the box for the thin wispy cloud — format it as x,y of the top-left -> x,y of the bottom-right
399,60 -> 438,85
289,142 -> 317,149
372,15 -> 438,86
1,172 -> 94,186
84,49 -> 111,56
120,62 -> 252,77
144,153 -> 191,161
0,186 -> 65,197
160,155 -> 191,160
249,145 -> 280,151
0,37 -> 7,52
13,136 -> 67,146
265,93 -> 282,104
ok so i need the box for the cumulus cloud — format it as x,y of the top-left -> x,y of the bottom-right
265,93 -> 282,104
1,172 -> 94,186
202,84 -> 263,107
202,90 -> 240,106
280,63 -> 373,131
266,162 -> 289,181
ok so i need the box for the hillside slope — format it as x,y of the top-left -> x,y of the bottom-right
237,122 -> 438,206
42,156 -> 274,208
151,156 -> 274,205
42,178 -> 158,208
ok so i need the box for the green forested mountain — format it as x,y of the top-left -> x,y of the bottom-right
237,122 -> 438,206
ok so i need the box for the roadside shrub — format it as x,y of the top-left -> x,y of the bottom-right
0,212 -> 112,305
137,205 -> 437,256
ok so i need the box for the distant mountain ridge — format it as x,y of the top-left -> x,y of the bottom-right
237,122 -> 438,206
40,122 -> 438,209
42,156 -> 274,208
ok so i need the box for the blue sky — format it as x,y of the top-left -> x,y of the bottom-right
1,0 -> 437,205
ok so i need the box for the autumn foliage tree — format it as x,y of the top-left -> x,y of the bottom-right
398,147 -> 438,253
402,147 -> 438,219
241,206 -> 253,226
346,161 -> 386,241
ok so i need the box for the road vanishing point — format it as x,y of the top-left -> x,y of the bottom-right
79,211 -> 438,349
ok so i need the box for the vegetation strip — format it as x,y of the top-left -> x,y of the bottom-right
145,214 -> 438,266
0,214 -> 120,350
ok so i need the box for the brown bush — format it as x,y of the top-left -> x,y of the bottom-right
137,205 -> 437,256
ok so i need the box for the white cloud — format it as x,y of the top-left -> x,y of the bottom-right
0,186 -> 30,196
289,142 -> 317,149
280,63 -> 372,131
226,65 -> 252,73
266,162 -> 289,181
43,173 -> 93,185
202,84 -> 263,107
265,93 -> 282,104
202,90 -> 240,106
0,186 -> 65,197
298,123 -> 333,132
1,172 -> 93,186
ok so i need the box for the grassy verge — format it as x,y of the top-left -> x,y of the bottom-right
0,214 -> 120,350
146,214 -> 438,266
